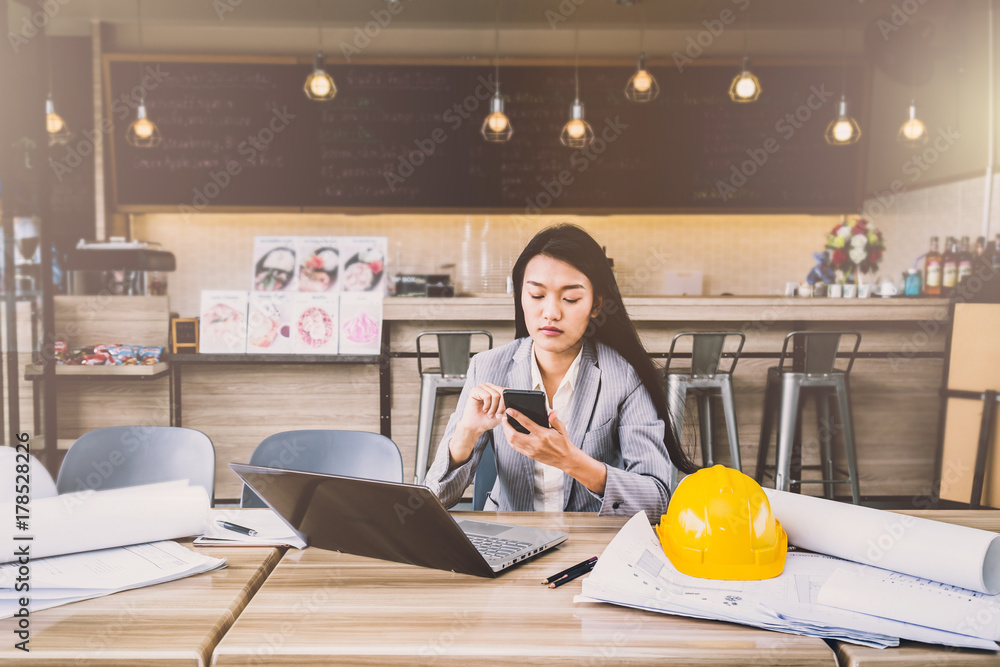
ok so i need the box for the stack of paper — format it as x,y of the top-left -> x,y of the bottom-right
577,512 -> 1000,650
195,508 -> 306,548
1,480 -> 210,561
0,540 -> 226,618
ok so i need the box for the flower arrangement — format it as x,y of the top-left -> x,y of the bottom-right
824,218 -> 885,282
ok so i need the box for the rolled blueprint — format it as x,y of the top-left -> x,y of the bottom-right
765,488 -> 1000,595
2,481 -> 210,561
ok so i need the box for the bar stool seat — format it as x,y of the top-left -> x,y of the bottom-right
665,331 -> 745,488
754,330 -> 862,504
414,330 -> 492,485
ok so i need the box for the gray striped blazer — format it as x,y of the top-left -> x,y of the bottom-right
425,337 -> 673,517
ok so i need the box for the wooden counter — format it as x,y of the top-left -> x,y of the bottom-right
386,296 -> 951,500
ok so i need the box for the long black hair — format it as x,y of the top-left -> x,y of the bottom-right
512,224 -> 697,476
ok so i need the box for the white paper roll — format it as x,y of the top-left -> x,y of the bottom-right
2,481 -> 210,562
765,489 -> 1000,595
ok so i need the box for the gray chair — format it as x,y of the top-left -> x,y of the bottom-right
55,426 -> 215,499
241,429 -> 403,508
665,331 -> 745,488
472,440 -> 498,511
414,330 -> 493,485
755,331 -> 862,504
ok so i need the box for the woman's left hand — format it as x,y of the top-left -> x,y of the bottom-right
503,408 -> 577,470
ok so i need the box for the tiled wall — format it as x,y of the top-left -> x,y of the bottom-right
863,173 -> 999,285
134,213 -> 839,317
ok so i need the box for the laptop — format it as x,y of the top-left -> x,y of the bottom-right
230,463 -> 568,578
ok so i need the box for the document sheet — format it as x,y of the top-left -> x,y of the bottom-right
0,540 -> 226,618
1,481 -> 210,562
576,512 -> 999,650
195,508 -> 306,548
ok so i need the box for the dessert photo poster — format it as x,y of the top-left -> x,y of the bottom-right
247,293 -> 294,354
292,293 -> 339,354
296,237 -> 341,293
200,291 -> 249,354
252,236 -> 298,292
339,293 -> 382,355
340,237 -> 387,294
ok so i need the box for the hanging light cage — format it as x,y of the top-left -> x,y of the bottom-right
126,101 -> 162,148
560,99 -> 595,148
481,91 -> 513,142
625,53 -> 659,102
825,97 -> 861,146
304,53 -> 337,101
728,58 -> 761,103
45,96 -> 72,146
897,101 -> 929,146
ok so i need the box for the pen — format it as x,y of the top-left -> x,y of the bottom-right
218,520 -> 258,537
541,556 -> 597,585
548,561 -> 596,589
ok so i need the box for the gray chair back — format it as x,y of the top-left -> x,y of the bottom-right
472,440 -> 498,511
665,331 -> 745,377
241,429 -> 404,508
777,331 -> 862,376
417,330 -> 493,378
56,426 -> 215,499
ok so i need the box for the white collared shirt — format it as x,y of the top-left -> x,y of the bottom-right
529,342 -> 584,512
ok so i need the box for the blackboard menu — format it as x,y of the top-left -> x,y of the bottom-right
107,57 -> 866,212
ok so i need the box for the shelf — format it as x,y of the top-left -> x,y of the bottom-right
25,362 -> 171,382
164,353 -> 381,365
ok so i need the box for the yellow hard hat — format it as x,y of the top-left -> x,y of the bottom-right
656,465 -> 787,580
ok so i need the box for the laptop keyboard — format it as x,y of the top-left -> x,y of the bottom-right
467,534 -> 532,560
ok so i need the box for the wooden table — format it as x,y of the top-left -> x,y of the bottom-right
0,543 -> 281,666
833,510 -> 1000,666
211,513 -> 835,666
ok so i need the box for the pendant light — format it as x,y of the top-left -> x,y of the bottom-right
560,31 -> 594,148
304,0 -> 336,101
825,27 -> 861,146
481,2 -> 512,142
728,13 -> 760,103
45,36 -> 71,146
625,5 -> 658,102
897,100 -> 929,146
126,0 -> 161,148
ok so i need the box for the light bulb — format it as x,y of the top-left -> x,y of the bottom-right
631,70 -> 652,93
308,71 -> 332,97
734,74 -> 758,99
46,112 -> 65,134
132,117 -> 155,139
900,118 -> 926,141
487,112 -> 509,133
832,119 -> 854,143
566,118 -> 586,139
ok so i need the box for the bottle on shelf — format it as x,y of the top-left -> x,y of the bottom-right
924,236 -> 942,296
992,234 -> 1000,272
904,268 -> 922,296
957,236 -> 973,286
976,236 -> 987,259
941,237 -> 958,296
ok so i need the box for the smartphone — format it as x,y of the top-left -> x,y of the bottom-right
502,389 -> 550,434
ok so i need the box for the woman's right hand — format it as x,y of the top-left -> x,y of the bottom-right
449,383 -> 507,465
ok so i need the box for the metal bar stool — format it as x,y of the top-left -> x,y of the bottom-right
665,331 -> 745,488
414,330 -> 493,485
754,330 -> 862,504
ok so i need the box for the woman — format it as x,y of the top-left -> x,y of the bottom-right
425,224 -> 697,516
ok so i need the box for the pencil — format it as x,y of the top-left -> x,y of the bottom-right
548,561 -> 596,589
541,556 -> 597,585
